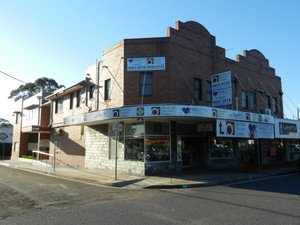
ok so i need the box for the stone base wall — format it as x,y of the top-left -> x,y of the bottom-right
85,125 -> 145,176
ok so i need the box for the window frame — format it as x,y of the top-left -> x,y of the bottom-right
249,92 -> 257,110
76,90 -> 81,108
104,79 -> 111,100
193,78 -> 202,100
206,81 -> 212,102
272,97 -> 278,113
55,98 -> 64,114
241,90 -> 248,109
70,93 -> 74,109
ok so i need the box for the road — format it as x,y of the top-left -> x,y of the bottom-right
0,165 -> 161,220
1,166 -> 299,225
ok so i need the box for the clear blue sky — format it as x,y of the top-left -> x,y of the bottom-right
1,0 -> 299,122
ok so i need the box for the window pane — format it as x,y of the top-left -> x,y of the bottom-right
209,138 -> 233,159
145,122 -> 169,135
76,90 -> 81,107
125,122 -> 144,136
104,79 -> 111,100
250,92 -> 256,110
70,93 -> 74,109
272,97 -> 278,113
140,73 -> 152,96
194,78 -> 201,100
206,81 -> 212,102
145,137 -> 170,162
241,90 -> 248,108
125,138 -> 144,161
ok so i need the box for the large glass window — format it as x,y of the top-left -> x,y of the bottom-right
145,121 -> 170,162
124,121 -> 171,162
263,140 -> 285,161
209,138 -> 233,159
140,72 -> 152,96
145,136 -> 170,161
124,122 -> 145,161
237,139 -> 255,164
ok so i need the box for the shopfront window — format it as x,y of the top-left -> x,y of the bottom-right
287,140 -> 300,161
145,121 -> 170,162
237,139 -> 255,164
124,121 -> 170,162
209,138 -> 233,159
124,122 -> 144,161
125,138 -> 144,161
263,140 -> 285,161
145,137 -> 170,161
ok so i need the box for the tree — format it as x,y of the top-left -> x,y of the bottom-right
0,118 -> 12,127
8,77 -> 65,101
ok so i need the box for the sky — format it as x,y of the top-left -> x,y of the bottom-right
0,0 -> 299,123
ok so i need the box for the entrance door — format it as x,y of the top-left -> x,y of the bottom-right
181,137 -> 205,168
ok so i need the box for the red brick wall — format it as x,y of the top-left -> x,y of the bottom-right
111,21 -> 283,117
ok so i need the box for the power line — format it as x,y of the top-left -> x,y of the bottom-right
0,70 -> 27,84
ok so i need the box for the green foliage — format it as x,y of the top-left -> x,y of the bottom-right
21,155 -> 36,159
0,118 -> 12,127
8,77 -> 65,101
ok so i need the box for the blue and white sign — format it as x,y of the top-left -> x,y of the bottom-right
127,57 -> 165,71
64,104 -> 274,126
211,71 -> 232,107
216,119 -> 274,139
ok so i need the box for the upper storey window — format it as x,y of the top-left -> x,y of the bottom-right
140,72 -> 152,96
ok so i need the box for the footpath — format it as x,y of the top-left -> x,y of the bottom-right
0,160 -> 298,189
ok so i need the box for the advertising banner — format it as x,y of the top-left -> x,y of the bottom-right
64,104 -> 274,126
216,119 -> 274,139
211,71 -> 232,107
127,57 -> 165,71
274,118 -> 300,139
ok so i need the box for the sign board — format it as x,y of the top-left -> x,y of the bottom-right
64,104 -> 274,126
127,57 -> 165,71
274,118 -> 300,139
112,123 -> 123,132
0,127 -> 13,143
211,71 -> 232,107
212,88 -> 232,107
216,119 -> 274,139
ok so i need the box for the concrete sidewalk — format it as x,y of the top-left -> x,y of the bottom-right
0,160 -> 298,189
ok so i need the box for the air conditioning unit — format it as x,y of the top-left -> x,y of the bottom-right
264,109 -> 271,115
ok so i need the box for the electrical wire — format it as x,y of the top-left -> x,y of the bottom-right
0,70 -> 27,84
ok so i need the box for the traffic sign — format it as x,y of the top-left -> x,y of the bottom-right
0,133 -> 8,141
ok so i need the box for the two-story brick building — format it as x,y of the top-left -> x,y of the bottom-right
11,92 -> 51,161
11,21 -> 300,175
39,21 -> 299,176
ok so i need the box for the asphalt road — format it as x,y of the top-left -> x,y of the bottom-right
1,166 -> 299,225
0,165 -> 161,220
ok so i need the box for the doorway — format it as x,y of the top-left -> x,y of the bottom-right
181,137 -> 206,168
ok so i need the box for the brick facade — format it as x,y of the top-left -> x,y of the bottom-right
26,21 -> 287,175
